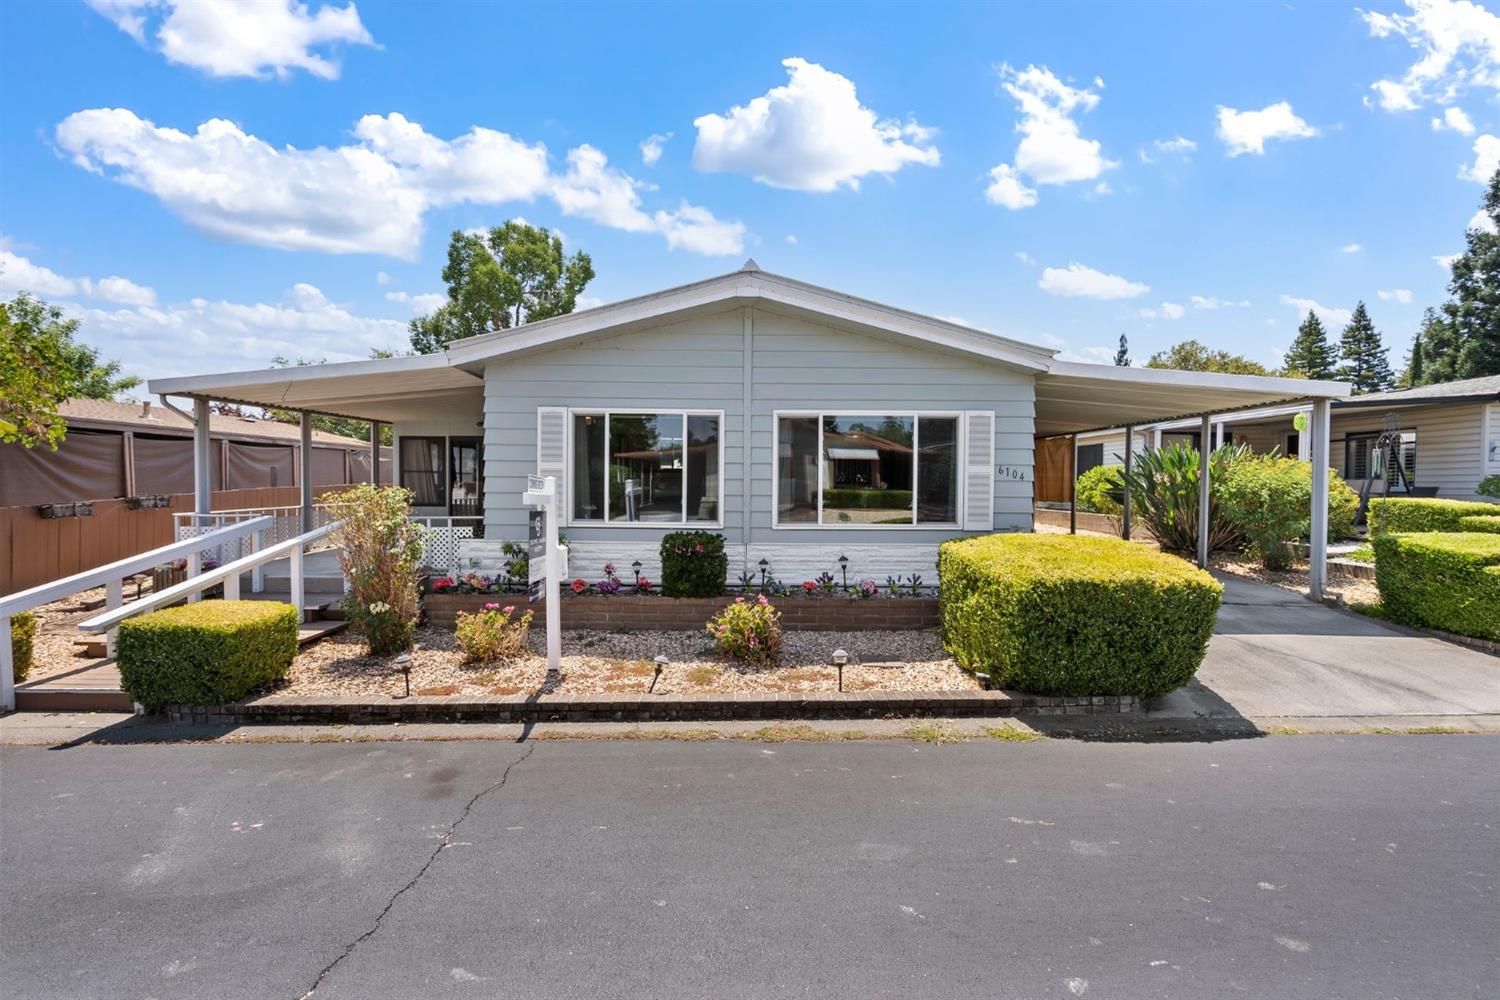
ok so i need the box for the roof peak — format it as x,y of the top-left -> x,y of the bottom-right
739,258 -> 761,272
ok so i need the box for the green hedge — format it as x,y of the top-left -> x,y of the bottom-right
819,488 -> 914,510
939,534 -> 1222,698
9,611 -> 37,684
1074,464 -> 1122,516
660,530 -> 728,598
1368,497 -> 1500,533
116,600 -> 299,711
1372,532 -> 1500,640
1459,515 -> 1500,534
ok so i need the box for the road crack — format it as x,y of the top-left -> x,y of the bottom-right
296,744 -> 536,998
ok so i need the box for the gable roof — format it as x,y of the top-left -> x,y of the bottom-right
1334,373 -> 1500,408
441,262 -> 1059,373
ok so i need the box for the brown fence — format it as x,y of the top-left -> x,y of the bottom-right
0,486 -> 348,595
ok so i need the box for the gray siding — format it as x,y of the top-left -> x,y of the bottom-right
477,305 -> 1038,576
1332,403 -> 1487,498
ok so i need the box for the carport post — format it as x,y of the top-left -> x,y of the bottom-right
1308,398 -> 1332,601
1121,424 -> 1134,541
1197,413 -> 1212,568
192,397 -> 212,519
300,412 -> 314,533
370,421 -> 383,485
1069,434 -> 1078,535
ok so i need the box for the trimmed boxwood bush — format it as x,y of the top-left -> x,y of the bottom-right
1459,514 -> 1500,534
939,534 -> 1222,698
116,600 -> 299,711
9,611 -> 37,683
660,530 -> 728,598
1219,455 -> 1360,569
819,488 -> 914,510
1368,497 -> 1500,533
1074,464 -> 1123,515
1372,532 -> 1500,640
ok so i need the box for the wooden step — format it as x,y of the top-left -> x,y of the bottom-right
298,619 -> 348,645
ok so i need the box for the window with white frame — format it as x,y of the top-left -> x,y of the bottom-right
570,410 -> 722,524
775,413 -> 960,527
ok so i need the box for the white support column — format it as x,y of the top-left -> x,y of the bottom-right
1197,413 -> 1212,569
290,545 -> 306,624
1122,424 -> 1134,541
1214,421 -> 1224,450
370,421 -> 383,485
250,528 -> 265,593
1309,398 -> 1332,601
1,615 -> 14,712
1153,427 -> 1163,450
192,397 -> 212,518
300,412 -> 314,533
105,577 -> 123,658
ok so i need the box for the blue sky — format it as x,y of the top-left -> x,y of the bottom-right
1,0 -> 1495,385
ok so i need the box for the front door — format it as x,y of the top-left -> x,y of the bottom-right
450,438 -> 483,528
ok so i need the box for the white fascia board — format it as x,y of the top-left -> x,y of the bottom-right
1043,361 -> 1351,399
1149,401 -> 1314,432
147,352 -> 463,397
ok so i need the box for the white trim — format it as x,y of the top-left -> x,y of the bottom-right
770,410 -> 963,530
149,352 -> 475,397
564,408 -> 726,529
1043,361 -> 1348,399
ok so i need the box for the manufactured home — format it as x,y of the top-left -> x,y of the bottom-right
147,263 -> 1351,585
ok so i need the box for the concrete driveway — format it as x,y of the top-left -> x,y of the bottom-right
1151,574 -> 1500,722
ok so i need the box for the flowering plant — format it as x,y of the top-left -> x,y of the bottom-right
326,484 -> 423,656
596,578 -> 621,595
801,580 -> 818,593
855,578 -> 879,599
455,603 -> 533,663
634,576 -> 653,594
431,576 -> 455,593
571,578 -> 590,595
706,595 -> 783,666
814,571 -> 837,593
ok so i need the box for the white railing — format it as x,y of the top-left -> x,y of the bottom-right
409,516 -> 482,573
176,504 -> 337,550
0,516 -> 274,711
80,519 -> 346,642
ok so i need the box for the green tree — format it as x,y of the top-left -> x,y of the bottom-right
1446,169 -> 1500,379
1410,307 -> 1461,386
1337,302 -> 1394,394
1145,339 -> 1272,376
0,293 -> 140,449
1398,334 -> 1424,388
409,221 -> 595,354
1282,311 -> 1337,380
1113,333 -> 1130,366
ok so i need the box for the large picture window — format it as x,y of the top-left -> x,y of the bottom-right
570,410 -> 722,524
775,413 -> 960,527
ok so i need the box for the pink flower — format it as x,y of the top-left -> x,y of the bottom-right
502,605 -> 515,615
694,543 -> 703,553
483,602 -> 500,611
748,635 -> 759,646
757,595 -> 769,606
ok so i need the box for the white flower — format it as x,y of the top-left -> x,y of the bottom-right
367,601 -> 391,615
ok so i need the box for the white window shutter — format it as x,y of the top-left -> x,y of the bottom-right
962,410 -> 995,532
536,407 -> 568,524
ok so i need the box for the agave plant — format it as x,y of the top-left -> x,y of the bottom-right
1112,442 -> 1247,554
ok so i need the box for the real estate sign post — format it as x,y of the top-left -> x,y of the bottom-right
523,474 -> 562,674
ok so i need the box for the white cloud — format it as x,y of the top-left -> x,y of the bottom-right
1377,288 -> 1415,302
785,234 -> 798,245
1154,136 -> 1197,154
55,108 -> 745,258
375,270 -> 390,285
86,0 -> 376,80
986,64 -> 1115,209
384,289 -> 446,313
691,57 -> 938,192
1190,295 -> 1251,310
1038,262 -> 1149,300
1434,251 -> 1461,267
640,132 -> 672,166
1015,251 -> 1036,265
1216,102 -> 1319,156
984,163 -> 1038,209
0,248 -> 157,305
1281,294 -> 1352,326
1459,132 -> 1500,180
1433,105 -> 1477,132
1361,0 -> 1500,111
1342,242 -> 1364,253
1138,302 -> 1186,320
1469,207 -> 1499,232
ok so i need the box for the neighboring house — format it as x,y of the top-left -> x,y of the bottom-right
146,263 -> 1349,581
1058,374 -> 1500,502
0,398 -> 391,509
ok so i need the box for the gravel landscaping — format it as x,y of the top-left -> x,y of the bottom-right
286,624 -> 978,699
18,587 -> 114,681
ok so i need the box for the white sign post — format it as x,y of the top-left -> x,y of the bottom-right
523,474 -> 562,675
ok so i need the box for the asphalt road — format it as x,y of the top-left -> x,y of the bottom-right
2,735 -> 1495,1000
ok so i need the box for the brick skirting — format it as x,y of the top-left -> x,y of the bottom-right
423,593 -> 942,631
166,689 -> 1138,725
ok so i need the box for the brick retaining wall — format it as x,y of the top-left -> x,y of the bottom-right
423,593 -> 942,631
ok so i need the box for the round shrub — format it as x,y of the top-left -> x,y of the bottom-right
1478,475 -> 1500,499
1372,532 -> 1500,640
9,611 -> 37,683
939,534 -> 1222,698
1219,455 -> 1360,569
1074,464 -> 1122,515
706,595 -> 783,666
1369,497 -> 1500,534
116,600 -> 299,711
1458,514 -> 1500,534
661,530 -> 728,598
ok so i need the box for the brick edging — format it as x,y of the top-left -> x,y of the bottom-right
167,690 -> 1139,725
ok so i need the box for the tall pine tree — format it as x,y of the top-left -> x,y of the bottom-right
1337,302 -> 1395,394
1446,168 -> 1500,379
1399,334 -> 1425,388
1282,310 -> 1337,379
1113,333 -> 1130,366
1412,307 -> 1461,386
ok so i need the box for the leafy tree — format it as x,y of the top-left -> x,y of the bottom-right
1145,339 -> 1271,376
1337,302 -> 1394,394
1446,169 -> 1500,379
1410,307 -> 1461,386
1113,333 -> 1130,366
0,293 -> 140,449
410,221 -> 595,354
1282,311 -> 1337,380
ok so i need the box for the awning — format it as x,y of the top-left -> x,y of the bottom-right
827,447 -> 882,461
